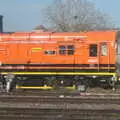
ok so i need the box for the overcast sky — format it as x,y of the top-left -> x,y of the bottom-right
0,0 -> 119,31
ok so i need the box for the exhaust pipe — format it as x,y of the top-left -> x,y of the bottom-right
0,15 -> 3,33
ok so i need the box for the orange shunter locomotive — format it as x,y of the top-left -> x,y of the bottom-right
0,30 -> 118,90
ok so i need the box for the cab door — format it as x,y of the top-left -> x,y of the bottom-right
87,43 -> 99,71
99,42 -> 109,71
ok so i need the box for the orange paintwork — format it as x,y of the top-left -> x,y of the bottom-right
0,31 -> 117,69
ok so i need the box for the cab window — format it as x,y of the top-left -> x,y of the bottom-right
44,50 -> 56,55
67,45 -> 74,55
89,44 -> 97,57
101,43 -> 107,56
59,45 -> 66,55
59,45 -> 74,55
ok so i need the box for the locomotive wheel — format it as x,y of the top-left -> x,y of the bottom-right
100,81 -> 111,89
9,79 -> 17,92
115,81 -> 120,89
44,76 -> 59,89
75,77 -> 88,92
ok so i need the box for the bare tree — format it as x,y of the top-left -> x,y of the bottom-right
43,0 -> 115,32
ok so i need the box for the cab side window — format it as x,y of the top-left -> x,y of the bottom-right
101,43 -> 107,56
59,45 -> 66,55
44,50 -> 56,55
59,45 -> 74,55
89,44 -> 97,57
68,45 -> 74,55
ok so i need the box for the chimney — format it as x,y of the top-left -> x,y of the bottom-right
0,15 -> 3,33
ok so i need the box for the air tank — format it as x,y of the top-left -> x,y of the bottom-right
0,15 -> 3,33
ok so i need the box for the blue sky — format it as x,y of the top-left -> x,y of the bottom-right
0,0 -> 119,31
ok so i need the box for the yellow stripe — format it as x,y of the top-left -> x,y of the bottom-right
1,72 -> 116,76
16,85 -> 76,90
16,85 -> 53,90
65,85 -> 76,90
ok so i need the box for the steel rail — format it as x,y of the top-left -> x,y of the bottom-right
0,108 -> 119,120
0,96 -> 120,104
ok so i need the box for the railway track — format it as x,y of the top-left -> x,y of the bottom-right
0,93 -> 120,120
0,107 -> 119,120
1,89 -> 120,97
0,95 -> 120,104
